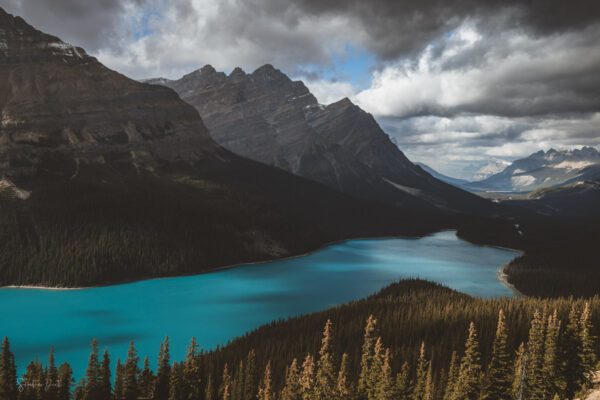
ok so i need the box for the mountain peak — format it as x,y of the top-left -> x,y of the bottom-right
253,64 -> 276,73
0,6 -> 90,64
0,7 -> 215,179
251,64 -> 288,80
230,67 -> 246,76
228,67 -> 247,82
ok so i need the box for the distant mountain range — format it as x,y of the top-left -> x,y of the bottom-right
145,66 -> 496,215
418,147 -> 600,194
467,147 -> 600,192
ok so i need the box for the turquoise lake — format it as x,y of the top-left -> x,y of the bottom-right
1,231 -> 517,376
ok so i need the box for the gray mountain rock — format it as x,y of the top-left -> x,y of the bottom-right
148,65 -> 496,214
466,147 -> 600,193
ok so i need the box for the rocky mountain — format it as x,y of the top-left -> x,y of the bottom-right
0,8 -> 461,287
146,66 -> 496,215
0,10 -> 218,181
472,159 -> 511,181
466,147 -> 600,193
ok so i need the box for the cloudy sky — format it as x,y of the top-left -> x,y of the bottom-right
3,0 -> 600,178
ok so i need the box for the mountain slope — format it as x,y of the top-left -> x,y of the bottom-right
0,8 -> 458,287
502,179 -> 600,216
146,66 -> 497,215
466,147 -> 600,193
415,162 -> 470,188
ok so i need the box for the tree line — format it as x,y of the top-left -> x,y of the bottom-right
1,280 -> 598,400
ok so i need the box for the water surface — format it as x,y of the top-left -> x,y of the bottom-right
1,231 -> 517,376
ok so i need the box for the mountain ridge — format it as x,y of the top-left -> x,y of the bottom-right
146,64 -> 498,215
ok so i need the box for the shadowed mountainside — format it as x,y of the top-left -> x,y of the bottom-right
146,66 -> 498,215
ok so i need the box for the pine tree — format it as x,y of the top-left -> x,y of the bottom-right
482,310 -> 512,400
222,381 -> 231,400
451,322 -> 481,400
512,343 -> 526,400
580,302 -> 597,384
98,348 -> 111,399
257,361 -> 273,400
56,363 -> 73,400
220,363 -> 232,400
315,320 -> 335,399
123,341 -> 140,400
73,380 -> 85,400
168,362 -> 183,400
243,350 -> 258,400
299,354 -> 315,400
542,311 -> 564,398
231,360 -> 244,400
114,358 -> 124,400
526,310 -> 546,400
413,342 -> 429,400
205,373 -> 214,400
443,351 -> 459,400
20,358 -> 43,400
46,346 -> 59,400
35,355 -> 46,400
336,354 -> 352,400
155,336 -> 171,400
395,362 -> 411,400
83,338 -> 102,400
281,359 -> 301,400
358,315 -> 377,400
563,304 -> 585,399
367,337 -> 384,400
423,363 -> 434,400
139,356 -> 155,399
376,348 -> 394,400
0,337 -> 17,400
184,337 -> 202,399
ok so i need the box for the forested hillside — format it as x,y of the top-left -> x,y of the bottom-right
2,280 -> 599,399
458,215 -> 600,297
0,162 -> 454,288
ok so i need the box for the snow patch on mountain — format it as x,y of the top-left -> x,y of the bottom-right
511,175 -> 536,188
473,159 -> 510,181
551,160 -> 596,171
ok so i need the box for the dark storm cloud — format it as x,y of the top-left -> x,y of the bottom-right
0,0 -> 149,52
292,0 -> 600,60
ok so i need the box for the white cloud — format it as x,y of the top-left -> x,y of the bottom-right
354,24 -> 600,119
301,79 -> 357,105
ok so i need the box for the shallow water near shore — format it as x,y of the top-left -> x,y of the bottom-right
1,230 -> 517,377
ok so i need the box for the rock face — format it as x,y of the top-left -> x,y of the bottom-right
466,147 -> 600,193
147,65 -> 496,214
0,8 -> 216,181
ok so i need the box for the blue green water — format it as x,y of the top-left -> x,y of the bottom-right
0,231 -> 517,377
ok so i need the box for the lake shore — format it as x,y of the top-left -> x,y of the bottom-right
497,264 -> 526,297
1,285 -> 84,291
453,234 -> 525,296
0,229 -> 454,291
1,229 -> 521,293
